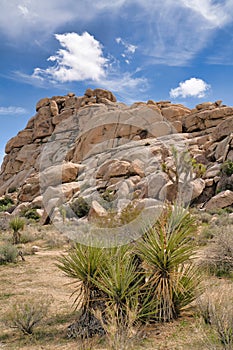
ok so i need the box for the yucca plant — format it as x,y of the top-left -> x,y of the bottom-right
9,216 -> 25,244
93,245 -> 144,349
94,245 -> 142,316
56,242 -> 107,338
137,204 -> 202,322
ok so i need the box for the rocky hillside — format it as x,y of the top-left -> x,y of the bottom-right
0,88 -> 233,230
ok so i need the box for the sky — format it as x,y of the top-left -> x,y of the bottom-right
1,0 -> 233,165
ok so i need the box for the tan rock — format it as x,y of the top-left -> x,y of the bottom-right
212,117 -> 233,141
50,100 -> 59,117
40,162 -> 80,188
42,182 -> 80,204
18,174 -> 40,202
214,135 -> 232,161
94,88 -> 116,102
196,102 -> 214,110
204,164 -> 221,178
36,97 -> 50,111
88,200 -> 107,219
191,178 -> 205,200
84,88 -> 94,97
205,190 -> 233,210
5,129 -> 33,153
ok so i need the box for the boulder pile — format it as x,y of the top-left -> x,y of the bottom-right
0,88 -> 232,225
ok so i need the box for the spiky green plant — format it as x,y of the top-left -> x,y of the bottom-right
94,245 -> 142,316
56,242 -> 107,338
9,217 -> 25,244
137,205 -> 202,322
93,245 -> 144,349
57,242 -> 106,312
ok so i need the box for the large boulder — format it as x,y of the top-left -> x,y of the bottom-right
205,190 -> 233,210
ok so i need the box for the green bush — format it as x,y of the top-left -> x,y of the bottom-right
221,160 -> 233,176
4,294 -> 52,335
0,196 -> 14,212
22,208 -> 40,221
0,243 -> 18,264
70,197 -> 90,218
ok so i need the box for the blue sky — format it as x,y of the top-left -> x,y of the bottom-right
1,0 -> 233,165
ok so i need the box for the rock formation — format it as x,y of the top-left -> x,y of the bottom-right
0,88 -> 233,229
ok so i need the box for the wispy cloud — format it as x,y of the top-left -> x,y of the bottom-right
1,0 -> 233,67
116,37 -> 137,64
169,77 -> 211,98
180,0 -> 233,28
0,106 -> 26,115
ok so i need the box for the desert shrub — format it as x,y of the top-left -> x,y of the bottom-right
19,230 -> 37,244
4,294 -> 53,335
137,205 -> 202,322
9,217 -> 25,244
200,226 -> 233,278
198,284 -> 233,349
191,158 -> 207,178
221,160 -> 233,176
0,196 -> 14,212
0,243 -> 18,264
70,197 -> 90,218
22,208 -> 40,221
101,189 -> 116,203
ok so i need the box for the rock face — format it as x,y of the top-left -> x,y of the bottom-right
0,88 -> 233,225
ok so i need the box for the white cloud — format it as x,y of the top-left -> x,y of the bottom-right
116,37 -> 137,54
33,32 -> 108,82
29,32 -> 147,99
180,0 -> 231,27
0,106 -> 26,115
18,5 -> 29,17
116,37 -> 137,65
169,78 -> 211,98
1,1 -> 233,66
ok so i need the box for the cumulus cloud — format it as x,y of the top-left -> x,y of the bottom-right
33,32 -> 108,82
169,78 -> 211,98
0,106 -> 26,115
29,31 -> 147,98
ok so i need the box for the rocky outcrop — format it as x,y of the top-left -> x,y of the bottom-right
0,88 -> 233,225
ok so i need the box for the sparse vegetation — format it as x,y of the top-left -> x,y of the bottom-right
198,284 -> 233,349
4,294 -> 53,335
0,243 -> 18,264
22,208 -> 40,221
70,197 -> 91,218
9,216 -> 25,244
0,196 -> 14,212
200,226 -> 233,278
221,160 -> 233,176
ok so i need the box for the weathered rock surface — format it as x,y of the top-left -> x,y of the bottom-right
0,88 -> 233,223
205,190 -> 233,210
